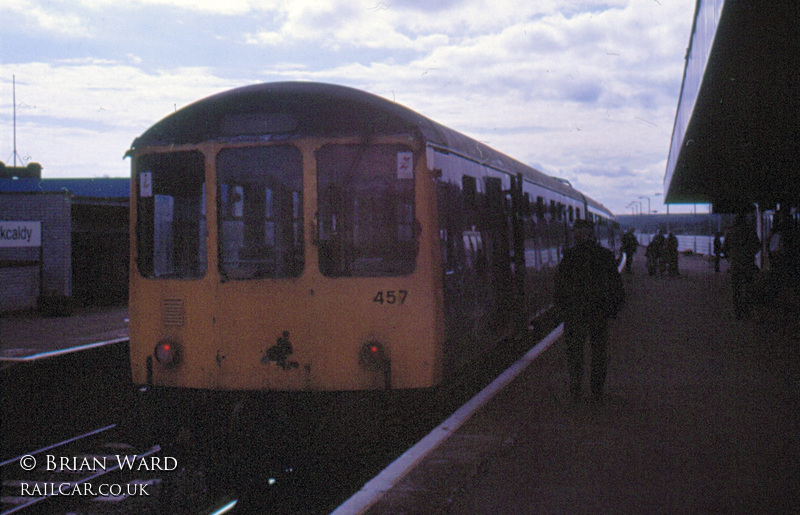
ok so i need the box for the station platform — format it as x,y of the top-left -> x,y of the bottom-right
344,253 -> 800,513
0,305 -> 128,362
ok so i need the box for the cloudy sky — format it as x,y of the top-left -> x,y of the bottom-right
0,0 -> 701,215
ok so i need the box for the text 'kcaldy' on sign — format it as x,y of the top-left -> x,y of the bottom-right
0,221 -> 42,247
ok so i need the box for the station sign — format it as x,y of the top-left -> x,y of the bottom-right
0,221 -> 42,247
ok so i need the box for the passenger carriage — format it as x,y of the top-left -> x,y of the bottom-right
127,82 -> 617,395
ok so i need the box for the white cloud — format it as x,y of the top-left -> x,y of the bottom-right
79,0 -> 263,15
2,0 -> 90,37
0,62 -> 231,177
0,0 -> 698,213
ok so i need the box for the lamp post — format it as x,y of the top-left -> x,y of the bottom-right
639,196 -> 651,215
655,192 -> 669,232
639,196 -> 651,232
633,200 -> 643,219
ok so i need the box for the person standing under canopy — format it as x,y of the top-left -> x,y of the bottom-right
722,212 -> 761,320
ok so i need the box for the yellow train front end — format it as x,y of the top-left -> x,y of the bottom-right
129,134 -> 444,394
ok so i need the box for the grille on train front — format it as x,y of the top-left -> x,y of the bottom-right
162,298 -> 185,327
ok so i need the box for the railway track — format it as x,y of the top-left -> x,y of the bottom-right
0,309 -> 564,515
1,424 -> 164,515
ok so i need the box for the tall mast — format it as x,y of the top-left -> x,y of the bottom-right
13,75 -> 17,167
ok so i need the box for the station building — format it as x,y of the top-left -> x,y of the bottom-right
0,162 -> 129,314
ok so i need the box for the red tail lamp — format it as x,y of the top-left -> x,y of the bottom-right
154,339 -> 182,368
359,341 -> 389,371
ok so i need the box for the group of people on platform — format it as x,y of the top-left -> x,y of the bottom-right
553,208 -> 797,407
621,227 -> 680,277
710,209 -> 797,319
620,210 -> 798,320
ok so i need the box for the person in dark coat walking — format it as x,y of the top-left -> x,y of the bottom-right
554,219 -> 625,404
655,229 -> 668,275
722,212 -> 761,319
665,232 -> 679,276
713,232 -> 723,273
621,227 -> 638,274
645,230 -> 665,276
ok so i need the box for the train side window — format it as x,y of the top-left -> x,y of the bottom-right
135,151 -> 207,279
436,181 -> 463,275
536,196 -> 545,219
217,145 -> 303,280
462,175 -> 477,212
317,143 -> 416,277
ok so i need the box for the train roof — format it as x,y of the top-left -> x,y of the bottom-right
130,81 -> 613,218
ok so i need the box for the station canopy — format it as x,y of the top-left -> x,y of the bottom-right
664,1 -> 800,212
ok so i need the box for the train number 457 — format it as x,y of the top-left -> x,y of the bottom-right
373,290 -> 408,305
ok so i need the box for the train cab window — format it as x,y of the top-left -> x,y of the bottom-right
317,144 -> 416,277
136,151 -> 207,279
217,146 -> 304,279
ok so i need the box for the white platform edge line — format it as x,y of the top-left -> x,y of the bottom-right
0,337 -> 128,362
331,323 -> 564,515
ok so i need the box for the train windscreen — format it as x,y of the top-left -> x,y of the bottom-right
135,151 -> 207,279
317,144 -> 416,277
216,146 -> 304,279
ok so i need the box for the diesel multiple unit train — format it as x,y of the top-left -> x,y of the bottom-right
127,82 -> 618,397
